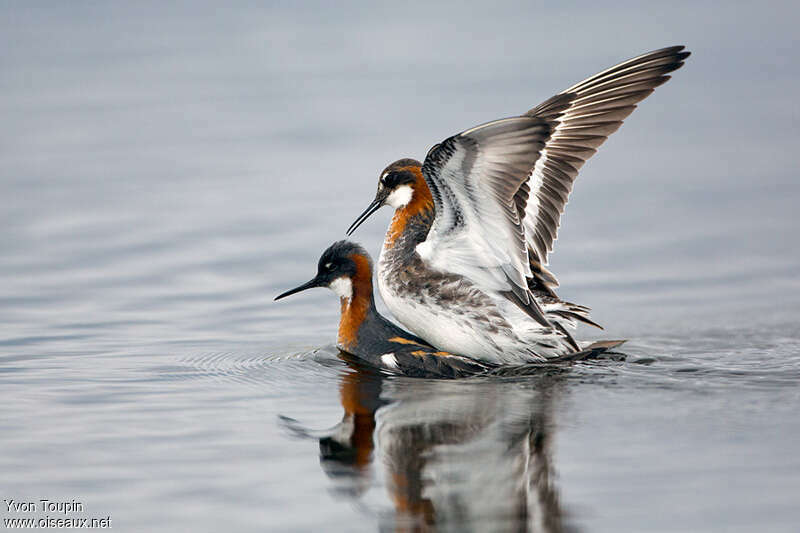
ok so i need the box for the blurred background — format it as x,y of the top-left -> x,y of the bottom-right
1,2 -> 799,532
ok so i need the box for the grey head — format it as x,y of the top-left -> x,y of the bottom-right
274,240 -> 373,302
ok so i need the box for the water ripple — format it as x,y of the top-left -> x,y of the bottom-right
166,345 -> 345,388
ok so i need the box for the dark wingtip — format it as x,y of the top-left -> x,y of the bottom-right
587,339 -> 626,350
501,289 -> 553,329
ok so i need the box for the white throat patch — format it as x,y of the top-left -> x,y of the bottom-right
329,276 -> 353,302
385,185 -> 413,209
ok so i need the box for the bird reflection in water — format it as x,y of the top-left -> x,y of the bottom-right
285,353 -> 576,532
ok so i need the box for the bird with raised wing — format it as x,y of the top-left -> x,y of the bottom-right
346,46 -> 690,364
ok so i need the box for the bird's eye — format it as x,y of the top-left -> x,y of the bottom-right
325,262 -> 334,271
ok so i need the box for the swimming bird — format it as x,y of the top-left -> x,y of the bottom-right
274,240 -> 490,377
346,46 -> 690,364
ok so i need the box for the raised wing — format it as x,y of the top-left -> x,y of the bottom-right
417,46 -> 689,326
419,116 -> 555,325
522,46 -> 691,273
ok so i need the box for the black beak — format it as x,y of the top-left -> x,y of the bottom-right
274,277 -> 323,301
346,193 -> 386,236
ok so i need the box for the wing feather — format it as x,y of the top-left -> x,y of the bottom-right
415,46 -> 689,326
522,46 -> 690,274
420,116 -> 554,322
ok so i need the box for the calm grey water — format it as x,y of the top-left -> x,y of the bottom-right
2,2 -> 799,531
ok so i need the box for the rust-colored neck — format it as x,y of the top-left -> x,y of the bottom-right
337,254 -> 374,351
385,166 -> 434,247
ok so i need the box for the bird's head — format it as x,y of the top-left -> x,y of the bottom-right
274,240 -> 372,303
346,158 -> 424,235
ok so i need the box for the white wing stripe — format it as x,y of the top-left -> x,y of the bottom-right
523,46 -> 690,269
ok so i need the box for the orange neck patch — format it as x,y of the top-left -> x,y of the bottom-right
337,254 -> 373,350
385,166 -> 434,247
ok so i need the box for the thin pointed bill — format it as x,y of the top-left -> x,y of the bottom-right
274,278 -> 322,301
346,198 -> 382,236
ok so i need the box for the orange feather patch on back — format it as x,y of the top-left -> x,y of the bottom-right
337,253 -> 373,350
389,336 -> 422,346
410,349 -> 455,358
385,166 -> 434,247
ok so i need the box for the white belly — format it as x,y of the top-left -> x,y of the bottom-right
377,250 -> 564,364
378,271 -> 497,360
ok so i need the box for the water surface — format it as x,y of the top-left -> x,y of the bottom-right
2,2 -> 799,531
